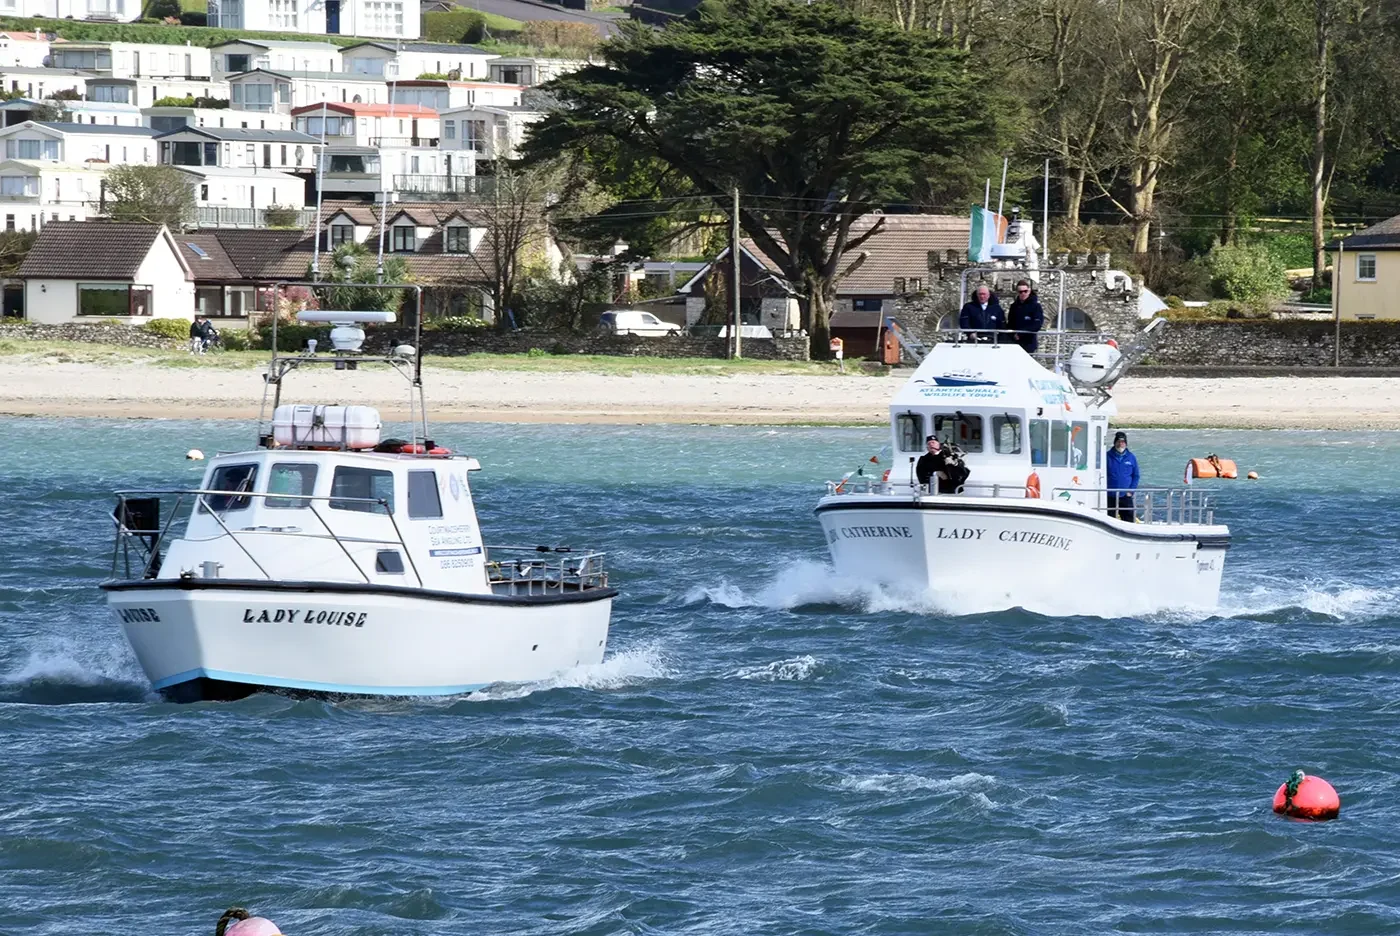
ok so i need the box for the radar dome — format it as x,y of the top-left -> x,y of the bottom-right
1068,343 -> 1122,387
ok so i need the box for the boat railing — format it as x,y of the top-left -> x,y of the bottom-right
485,546 -> 608,595
943,328 -> 1113,369
109,489 -> 419,585
1051,487 -> 1217,526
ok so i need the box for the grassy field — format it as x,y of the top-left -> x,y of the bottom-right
0,340 -> 846,376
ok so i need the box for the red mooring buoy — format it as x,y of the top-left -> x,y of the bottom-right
1272,769 -> 1340,821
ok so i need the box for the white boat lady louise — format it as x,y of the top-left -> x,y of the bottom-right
816,317 -> 1230,615
102,295 -> 616,701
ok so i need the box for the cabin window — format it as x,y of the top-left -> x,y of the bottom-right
201,463 -> 257,512
375,549 -> 406,573
1095,426 -> 1103,469
1029,419 -> 1049,467
992,415 -> 1021,454
406,470 -> 443,519
329,466 -> 395,514
1071,421 -> 1089,470
266,463 -> 317,509
1050,420 -> 1069,467
933,413 -> 983,453
895,412 -> 923,452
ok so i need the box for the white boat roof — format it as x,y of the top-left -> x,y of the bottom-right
892,341 -> 1112,417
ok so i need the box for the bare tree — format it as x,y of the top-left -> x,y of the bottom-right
457,159 -> 559,325
103,164 -> 197,231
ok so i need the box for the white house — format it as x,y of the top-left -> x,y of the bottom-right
439,104 -> 543,160
144,105 -> 294,133
82,75 -> 229,110
0,32 -> 52,69
391,79 -> 522,112
0,160 -> 105,231
19,221 -> 194,324
157,125 -> 320,173
210,40 -> 343,81
0,67 -> 88,100
486,56 -> 585,87
61,99 -> 144,127
177,165 -> 306,213
0,0 -> 141,23
50,42 -> 213,80
0,121 -> 160,167
340,41 -> 494,81
208,0 -> 421,41
227,69 -> 387,115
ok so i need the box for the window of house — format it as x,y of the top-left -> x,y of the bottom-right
443,120 -> 455,139
329,466 -> 394,514
199,184 -> 208,200
226,53 -> 251,73
465,120 -> 486,154
330,223 -> 353,247
444,226 -> 470,253
933,412 -> 983,453
406,471 -> 443,519
201,463 -> 257,512
992,415 -> 1021,454
895,412 -> 923,452
266,463 -> 317,509
391,225 -> 416,252
0,176 -> 37,196
1358,254 -> 1377,281
7,139 -> 41,159
851,298 -> 883,312
78,283 -> 149,317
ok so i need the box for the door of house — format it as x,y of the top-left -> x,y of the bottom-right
2,284 -> 23,319
326,0 -> 341,33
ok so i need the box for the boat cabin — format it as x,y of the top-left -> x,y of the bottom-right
886,341 -> 1115,505
162,444 -> 492,595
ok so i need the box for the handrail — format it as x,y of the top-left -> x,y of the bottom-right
195,494 -> 272,580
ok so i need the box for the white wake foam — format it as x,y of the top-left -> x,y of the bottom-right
840,771 -> 998,797
470,641 -> 673,702
732,654 -> 825,682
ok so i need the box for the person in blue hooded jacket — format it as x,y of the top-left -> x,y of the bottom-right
958,284 -> 1005,342
1105,430 -> 1140,521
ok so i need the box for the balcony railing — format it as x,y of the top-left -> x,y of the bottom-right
392,174 -> 498,198
369,136 -> 440,148
194,206 -> 319,229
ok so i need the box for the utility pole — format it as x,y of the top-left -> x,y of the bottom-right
731,186 -> 741,359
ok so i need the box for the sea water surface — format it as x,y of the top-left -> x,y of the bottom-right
2,418 -> 1399,935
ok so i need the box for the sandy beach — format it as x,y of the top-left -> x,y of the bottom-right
2,358 -> 1400,427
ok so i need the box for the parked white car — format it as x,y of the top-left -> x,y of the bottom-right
599,309 -> 682,336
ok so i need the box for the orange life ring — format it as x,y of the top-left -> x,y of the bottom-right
1025,472 -> 1041,499
399,444 -> 452,455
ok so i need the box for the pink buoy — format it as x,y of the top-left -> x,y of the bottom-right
1272,769 -> 1341,821
216,908 -> 283,936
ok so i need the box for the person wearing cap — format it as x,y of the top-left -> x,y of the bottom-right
1007,279 -> 1044,354
1105,430 -> 1140,521
916,435 -> 948,493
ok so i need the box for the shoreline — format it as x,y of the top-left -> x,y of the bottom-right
4,360 -> 1400,428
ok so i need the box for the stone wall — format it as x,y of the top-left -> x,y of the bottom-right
362,328 -> 812,361
0,321 -> 181,349
0,320 -> 811,361
896,251 -> 1144,340
1148,319 -> 1400,368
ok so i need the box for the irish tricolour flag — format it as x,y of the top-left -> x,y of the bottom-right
968,207 -> 1008,262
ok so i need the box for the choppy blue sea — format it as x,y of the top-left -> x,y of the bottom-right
2,418 -> 1399,935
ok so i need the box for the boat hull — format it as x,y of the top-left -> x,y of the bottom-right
103,579 -> 615,700
816,495 -> 1229,615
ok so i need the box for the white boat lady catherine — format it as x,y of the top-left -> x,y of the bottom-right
103,290 -> 615,701
817,287 -> 1229,615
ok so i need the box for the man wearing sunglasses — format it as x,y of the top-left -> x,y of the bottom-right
1007,278 -> 1045,354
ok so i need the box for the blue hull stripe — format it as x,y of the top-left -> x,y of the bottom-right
150,667 -> 490,696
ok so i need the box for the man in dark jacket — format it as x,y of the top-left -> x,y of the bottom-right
958,284 -> 1005,342
1105,431 -> 1140,521
1007,279 -> 1045,354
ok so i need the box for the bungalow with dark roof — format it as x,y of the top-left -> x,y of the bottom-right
1329,216 -> 1400,320
18,221 -> 192,324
